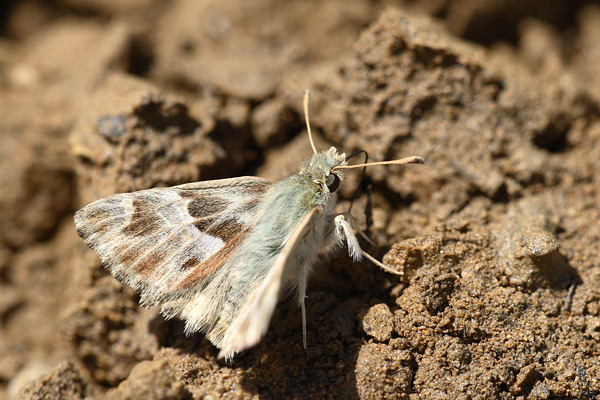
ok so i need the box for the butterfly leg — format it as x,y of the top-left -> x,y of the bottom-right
334,213 -> 402,276
298,264 -> 309,349
333,214 -> 363,261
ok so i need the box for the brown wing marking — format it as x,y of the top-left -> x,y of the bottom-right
121,194 -> 168,237
174,226 -> 251,291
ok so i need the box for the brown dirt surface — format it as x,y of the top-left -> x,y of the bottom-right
1,1 -> 599,399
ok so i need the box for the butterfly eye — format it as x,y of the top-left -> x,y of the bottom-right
325,173 -> 340,192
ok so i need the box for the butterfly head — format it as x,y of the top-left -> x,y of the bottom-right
300,146 -> 347,194
299,89 -> 424,200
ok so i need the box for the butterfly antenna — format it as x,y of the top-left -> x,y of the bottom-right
303,89 -> 318,155
334,156 -> 424,170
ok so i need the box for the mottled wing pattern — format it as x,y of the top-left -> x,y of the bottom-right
74,177 -> 272,306
218,207 -> 318,359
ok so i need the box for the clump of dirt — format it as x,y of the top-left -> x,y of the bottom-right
1,1 -> 599,399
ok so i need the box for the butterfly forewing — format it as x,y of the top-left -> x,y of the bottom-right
74,177 -> 272,306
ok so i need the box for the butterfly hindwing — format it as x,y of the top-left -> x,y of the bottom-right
74,177 -> 272,306
218,207 -> 318,359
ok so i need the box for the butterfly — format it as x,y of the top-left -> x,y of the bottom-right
73,90 -> 424,360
